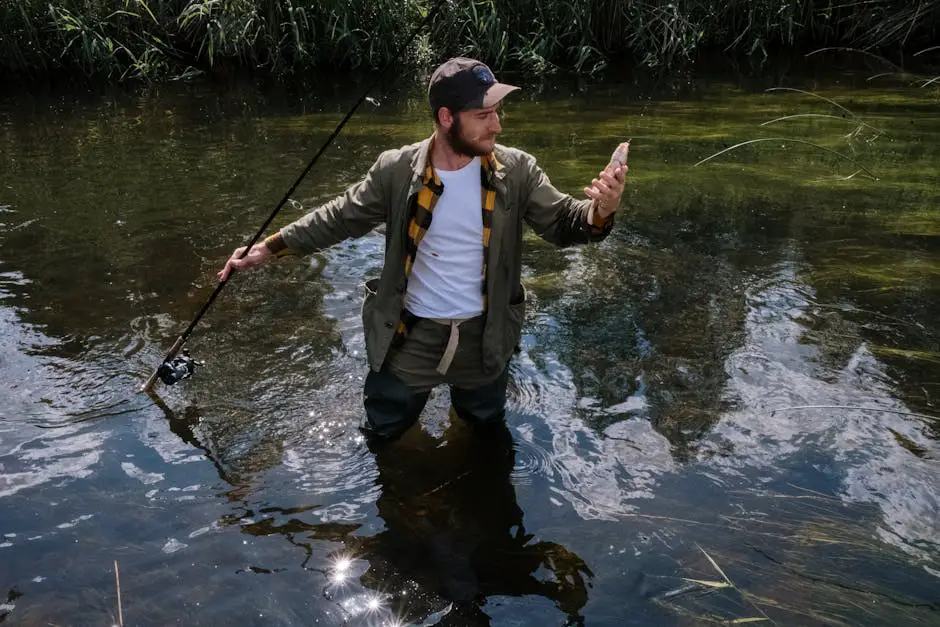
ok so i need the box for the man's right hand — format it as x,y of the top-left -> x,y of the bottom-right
217,243 -> 273,281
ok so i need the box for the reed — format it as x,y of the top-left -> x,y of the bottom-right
1,1 -> 938,83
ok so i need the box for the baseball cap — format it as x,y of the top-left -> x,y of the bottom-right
428,57 -> 519,113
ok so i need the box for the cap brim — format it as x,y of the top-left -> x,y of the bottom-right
482,82 -> 520,107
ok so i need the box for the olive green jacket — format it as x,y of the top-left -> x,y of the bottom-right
278,137 -> 615,376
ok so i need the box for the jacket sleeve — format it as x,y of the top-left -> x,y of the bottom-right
276,151 -> 391,256
521,152 -> 614,247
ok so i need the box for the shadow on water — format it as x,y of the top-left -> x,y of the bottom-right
357,422 -> 591,626
154,392 -> 592,626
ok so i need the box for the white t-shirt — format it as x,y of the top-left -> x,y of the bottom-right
404,157 -> 484,318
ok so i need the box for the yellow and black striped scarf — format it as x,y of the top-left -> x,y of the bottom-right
395,147 -> 499,338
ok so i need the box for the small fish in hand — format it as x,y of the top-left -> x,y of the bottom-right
585,141 -> 630,218
607,140 -> 630,172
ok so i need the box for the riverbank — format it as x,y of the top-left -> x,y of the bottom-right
2,0 -> 938,86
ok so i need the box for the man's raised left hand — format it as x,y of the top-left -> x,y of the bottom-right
584,164 -> 627,219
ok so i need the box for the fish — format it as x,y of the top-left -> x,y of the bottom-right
608,140 -> 630,171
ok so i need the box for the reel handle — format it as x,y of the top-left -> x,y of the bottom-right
140,335 -> 185,393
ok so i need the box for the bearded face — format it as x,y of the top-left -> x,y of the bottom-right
442,106 -> 501,157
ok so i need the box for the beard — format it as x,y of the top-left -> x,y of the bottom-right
445,114 -> 490,157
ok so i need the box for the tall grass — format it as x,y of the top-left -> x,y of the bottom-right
1,0 -> 424,82
1,0 -> 938,83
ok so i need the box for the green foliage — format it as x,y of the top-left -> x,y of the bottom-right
0,0 -> 424,81
1,0 -> 938,82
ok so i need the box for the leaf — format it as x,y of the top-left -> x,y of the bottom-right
681,578 -> 732,589
137,0 -> 158,24
697,545 -> 733,584
729,619 -> 770,624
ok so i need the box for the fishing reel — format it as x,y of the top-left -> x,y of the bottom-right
156,349 -> 204,386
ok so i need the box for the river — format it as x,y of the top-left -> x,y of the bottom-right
1,69 -> 938,625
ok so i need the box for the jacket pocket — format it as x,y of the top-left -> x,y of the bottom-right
361,278 -> 379,327
361,277 -> 381,367
505,284 -> 527,355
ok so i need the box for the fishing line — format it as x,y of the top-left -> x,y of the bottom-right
140,0 -> 448,393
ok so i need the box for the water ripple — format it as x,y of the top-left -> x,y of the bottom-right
508,350 -> 675,521
712,257 -> 940,562
511,423 -> 561,485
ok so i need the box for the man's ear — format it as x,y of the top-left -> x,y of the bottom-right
438,107 -> 455,130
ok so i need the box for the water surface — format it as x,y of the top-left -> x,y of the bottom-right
1,71 -> 938,625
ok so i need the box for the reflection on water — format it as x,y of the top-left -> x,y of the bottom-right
360,422 -> 592,625
0,73 -> 938,625
717,254 -> 939,562
236,422 -> 594,625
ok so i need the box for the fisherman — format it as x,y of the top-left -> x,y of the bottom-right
217,57 -> 627,443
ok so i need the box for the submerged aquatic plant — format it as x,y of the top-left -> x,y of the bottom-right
694,87 -> 884,180
671,545 -> 777,625
694,137 -> 878,180
655,487 -> 939,625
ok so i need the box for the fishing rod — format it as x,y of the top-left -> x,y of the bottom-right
139,1 -> 447,394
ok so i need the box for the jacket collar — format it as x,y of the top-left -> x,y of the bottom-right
410,133 -> 506,186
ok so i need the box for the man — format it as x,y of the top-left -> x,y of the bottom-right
218,57 -> 627,444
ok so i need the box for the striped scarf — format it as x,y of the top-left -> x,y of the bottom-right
394,146 -> 499,339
